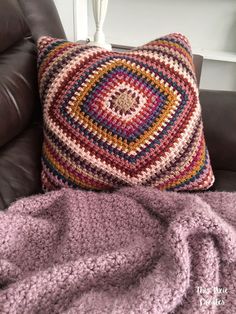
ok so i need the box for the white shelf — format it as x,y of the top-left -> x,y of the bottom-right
193,49 -> 236,63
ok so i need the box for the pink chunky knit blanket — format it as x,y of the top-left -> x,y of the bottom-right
0,187 -> 235,313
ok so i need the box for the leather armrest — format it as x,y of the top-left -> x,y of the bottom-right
200,89 -> 236,172
18,0 -> 66,41
0,0 -> 29,53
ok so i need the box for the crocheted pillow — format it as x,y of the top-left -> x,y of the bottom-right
38,33 -> 214,192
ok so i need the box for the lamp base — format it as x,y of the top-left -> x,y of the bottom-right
88,40 -> 112,51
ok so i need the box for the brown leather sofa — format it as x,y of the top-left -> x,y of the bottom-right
0,0 -> 65,210
0,0 -> 235,211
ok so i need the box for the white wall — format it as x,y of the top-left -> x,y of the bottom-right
54,0 -> 88,41
54,0 -> 75,41
201,60 -> 236,91
88,0 -> 236,52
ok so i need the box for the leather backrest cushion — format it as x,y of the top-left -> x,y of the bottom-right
0,39 -> 38,147
0,0 -> 38,147
0,0 -> 29,53
200,90 -> 236,172
0,0 -> 66,149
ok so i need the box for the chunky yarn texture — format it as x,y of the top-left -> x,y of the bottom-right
38,33 -> 214,192
0,187 -> 235,313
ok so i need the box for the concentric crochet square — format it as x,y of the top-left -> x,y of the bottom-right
38,33 -> 214,192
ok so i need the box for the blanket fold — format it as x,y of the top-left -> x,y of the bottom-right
0,187 -> 235,313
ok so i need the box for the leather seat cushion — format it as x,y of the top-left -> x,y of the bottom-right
0,39 -> 38,147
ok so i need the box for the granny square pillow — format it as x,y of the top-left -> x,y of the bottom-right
37,33 -> 214,192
